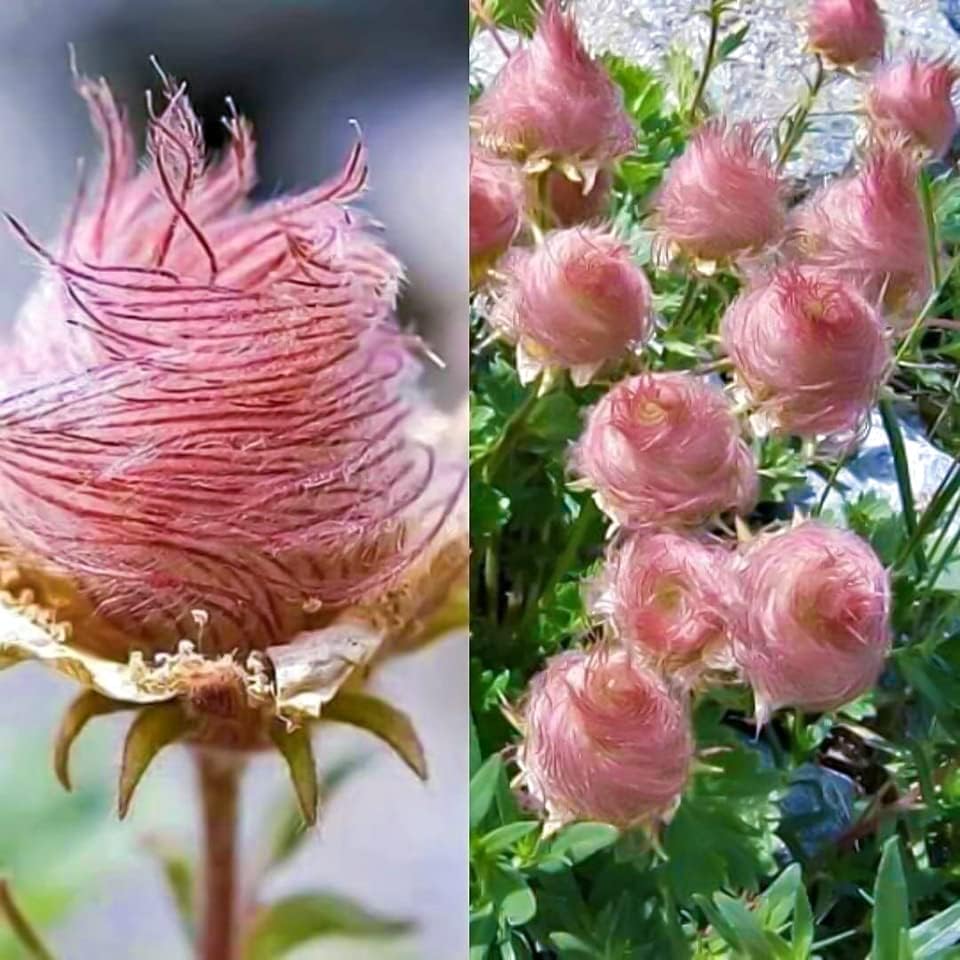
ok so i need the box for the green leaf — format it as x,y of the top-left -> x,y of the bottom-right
242,893 -> 410,960
712,893 -> 792,960
490,865 -> 537,926
322,692 -> 427,780
872,837 -> 911,960
910,901 -> 960,957
269,722 -> 319,826
479,821 -> 540,854
717,23 -> 749,61
118,702 -> 193,819
758,863 -> 802,930
53,690 -> 135,792
471,755 -> 504,830
548,823 -> 619,864
792,881 -> 814,958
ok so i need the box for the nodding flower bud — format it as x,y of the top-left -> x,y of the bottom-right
733,521 -> 891,723
807,0 -> 885,68
519,647 -> 693,827
573,373 -> 757,529
470,148 -> 524,285
653,120 -> 785,266
866,56 -> 960,158
599,531 -> 738,677
541,167 -> 612,227
491,227 -> 653,385
721,268 -> 890,438
0,68 -> 457,662
471,0 -> 634,168
788,141 -> 929,324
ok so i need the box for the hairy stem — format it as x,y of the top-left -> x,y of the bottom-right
688,4 -> 721,122
776,56 -> 825,171
197,750 -> 243,960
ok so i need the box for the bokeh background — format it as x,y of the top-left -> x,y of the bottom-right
0,1 -> 466,958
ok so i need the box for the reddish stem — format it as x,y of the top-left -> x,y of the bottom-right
196,750 -> 242,960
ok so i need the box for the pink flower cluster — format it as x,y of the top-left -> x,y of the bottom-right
0,69 -> 456,660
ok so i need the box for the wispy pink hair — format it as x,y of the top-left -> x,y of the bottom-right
733,522 -> 891,723
491,226 -> 652,385
807,0 -> 885,68
573,373 -> 757,529
788,141 -> 930,324
0,67 -> 457,659
471,0 -> 634,165
599,531 -> 738,678
721,268 -> 891,438
866,55 -> 960,158
519,647 -> 693,827
653,119 -> 785,265
469,147 -> 524,281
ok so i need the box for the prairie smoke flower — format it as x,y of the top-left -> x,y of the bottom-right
734,521 -> 891,723
807,0 -> 885,68
653,120 -> 785,267
573,373 -> 757,528
721,268 -> 890,438
518,648 -> 693,827
789,142 -> 929,324
471,0 -> 634,171
469,148 -> 524,285
599,531 -> 738,677
866,56 -> 960,158
0,68 -> 464,800
491,227 -> 652,385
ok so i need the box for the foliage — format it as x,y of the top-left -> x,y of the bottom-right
470,7 -> 960,959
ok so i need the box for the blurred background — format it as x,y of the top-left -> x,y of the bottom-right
0,1 -> 466,958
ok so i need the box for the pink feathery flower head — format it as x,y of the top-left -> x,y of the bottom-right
733,521 -> 891,723
541,167 -> 613,227
0,66 -> 458,663
600,531 -> 739,677
653,119 -> 785,266
491,226 -> 652,385
471,0 -> 634,168
721,267 -> 891,438
788,141 -> 930,324
573,372 -> 757,528
807,0 -> 885,68
469,147 -> 524,285
866,55 -> 960,158
519,647 -> 693,827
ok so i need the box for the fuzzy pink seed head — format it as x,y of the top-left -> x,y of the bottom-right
519,647 -> 693,827
807,0 -> 885,67
867,56 -> 960,158
733,521 -> 891,723
653,119 -> 785,265
721,268 -> 890,438
472,0 -> 634,165
542,167 -> 612,227
788,141 -> 930,325
0,69 -> 457,661
470,148 -> 524,285
573,372 -> 757,529
492,227 -> 652,385
600,531 -> 738,676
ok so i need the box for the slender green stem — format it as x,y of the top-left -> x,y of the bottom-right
776,57 -> 825,171
688,5 -> 721,121
482,378 -> 541,482
895,459 -> 960,570
813,455 -> 846,518
919,168 -> 942,291
197,751 -> 242,960
672,277 -> 701,332
0,880 -> 55,960
878,395 -> 926,574
895,249 -> 960,363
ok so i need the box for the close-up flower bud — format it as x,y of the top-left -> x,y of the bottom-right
721,267 -> 890,438
518,647 -> 693,827
653,119 -> 785,266
788,141 -> 929,323
807,0 -> 885,68
469,147 -> 524,284
866,56 -> 960,158
573,372 -> 757,528
599,531 -> 738,676
471,0 -> 634,167
491,226 -> 652,385
733,521 -> 891,723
